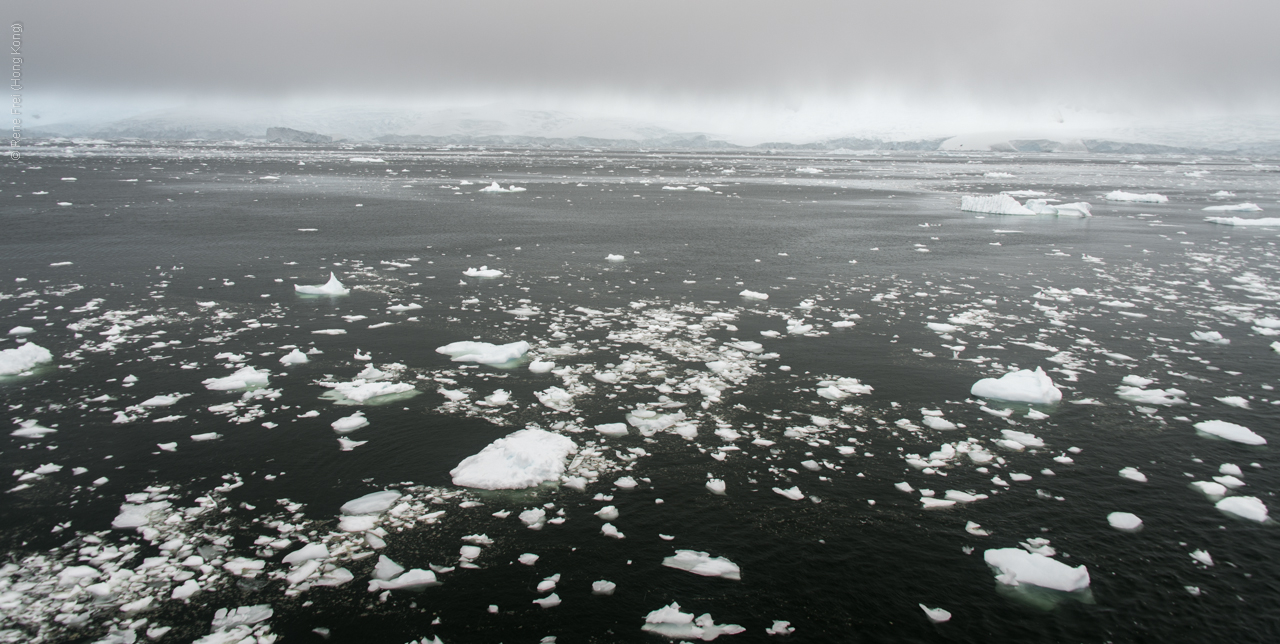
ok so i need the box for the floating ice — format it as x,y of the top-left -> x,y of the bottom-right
606,254 -> 625,262
1194,420 -> 1266,445
282,543 -> 330,564
961,195 -> 1034,215
592,580 -> 617,595
1202,203 -> 1263,212
919,604 -> 952,623
202,366 -> 270,391
0,342 -> 53,375
463,266 -> 505,278
330,380 -> 416,403
450,428 -> 576,490
294,272 -> 350,295
970,367 -> 1061,404
773,486 -> 804,501
368,569 -> 440,591
279,349 -> 309,365
331,412 -> 369,433
7,326 -> 34,335
478,182 -> 525,193
596,422 -> 629,437
1026,199 -> 1092,217
1216,496 -> 1268,522
662,550 -> 741,580
528,360 -> 555,373
1107,512 -> 1143,531
983,548 -> 1090,592
1119,467 -> 1147,483
642,603 -> 745,641
739,290 -> 769,300
436,340 -> 530,365
1205,216 -> 1280,226
1190,330 -> 1229,345
341,490 -> 402,515
1105,191 -> 1168,203
706,479 -> 726,495
1117,386 -> 1186,405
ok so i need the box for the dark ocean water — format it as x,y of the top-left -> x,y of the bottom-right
2,145 -> 1279,643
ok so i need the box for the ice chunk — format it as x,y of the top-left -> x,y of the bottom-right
331,412 -> 369,433
1190,330 -> 1229,345
478,182 -> 524,193
436,340 -> 530,365
341,490 -> 403,515
1118,467 -> 1147,483
766,621 -> 795,635
7,326 -> 34,335
606,254 -> 625,262
642,603 -> 744,641
367,569 -> 439,591
373,555 -> 405,580
1117,386 -> 1185,405
1216,496 -> 1268,522
331,380 -> 415,403
983,548 -> 1090,592
1203,203 -> 1263,212
706,479 -> 726,495
919,604 -> 951,623
772,486 -> 804,501
961,195 -> 1035,215
295,272 -> 350,295
1105,191 -> 1168,203
283,543 -> 331,564
662,550 -> 741,580
463,266 -> 504,278
596,422 -> 629,437
450,428 -> 576,490
739,290 -> 769,300
532,593 -> 561,608
1121,375 -> 1154,387
0,342 -> 53,375
592,580 -> 617,595
202,366 -> 270,391
1194,420 -> 1266,445
528,360 -> 556,373
279,349 -> 309,365
970,367 -> 1061,404
1205,216 -> 1280,226
1107,512 -> 1143,531
11,419 -> 57,438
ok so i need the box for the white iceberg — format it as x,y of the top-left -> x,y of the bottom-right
463,266 -> 504,278
1216,496 -> 1268,523
971,367 -> 1061,404
1202,203 -> 1263,212
642,603 -> 745,641
294,272 -> 350,295
1107,512 -> 1143,531
1194,420 -> 1266,445
983,548 -> 1090,592
0,342 -> 53,375
279,349 -> 309,365
342,490 -> 403,515
739,290 -> 769,300
202,366 -> 270,391
661,550 -> 741,580
961,195 -> 1034,216
1105,191 -> 1167,203
436,340 -> 529,365
1205,216 -> 1280,226
450,428 -> 576,490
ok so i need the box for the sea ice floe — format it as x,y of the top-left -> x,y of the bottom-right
919,604 -> 952,623
970,367 -> 1061,404
739,290 -> 769,300
463,266 -> 504,278
1107,512 -> 1143,531
1216,496 -> 1269,523
641,603 -> 744,641
662,550 -> 741,580
1116,386 -> 1186,405
202,366 -> 270,391
436,340 -> 530,365
1190,330 -> 1229,345
1118,467 -> 1147,483
1202,203 -> 1263,212
450,428 -> 576,490
478,182 -> 525,193
294,272 -> 350,295
1105,191 -> 1168,203
1194,420 -> 1266,445
327,380 -> 416,403
331,412 -> 369,433
1205,216 -> 1280,226
0,342 -> 54,375
279,349 -> 309,365
983,548 -> 1090,592
961,195 -> 1034,216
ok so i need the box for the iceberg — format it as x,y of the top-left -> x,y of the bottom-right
1216,496 -> 1268,523
450,428 -> 576,490
1194,420 -> 1266,445
661,550 -> 741,580
1107,512 -> 1143,531
478,182 -> 525,193
1202,203 -> 1263,212
279,349 -> 309,365
341,490 -> 403,515
739,289 -> 769,300
202,366 -> 270,391
642,603 -> 745,641
436,340 -> 529,365
961,195 -> 1034,216
971,367 -> 1061,404
294,272 -> 350,295
1205,216 -> 1280,226
0,342 -> 54,375
463,266 -> 504,278
983,548 -> 1090,592
330,380 -> 416,403
1105,191 -> 1168,203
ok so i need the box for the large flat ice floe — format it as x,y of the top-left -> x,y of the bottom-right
661,550 -> 742,580
436,340 -> 530,366
971,367 -> 1061,405
960,195 -> 1034,216
1202,203 -> 1263,212
294,272 -> 350,295
0,342 -> 54,375
1105,191 -> 1168,203
1194,420 -> 1266,445
202,366 -> 271,391
450,428 -> 576,490
1205,216 -> 1280,227
641,603 -> 745,641
984,548 -> 1090,592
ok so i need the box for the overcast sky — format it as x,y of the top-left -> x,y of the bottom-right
10,0 -> 1280,136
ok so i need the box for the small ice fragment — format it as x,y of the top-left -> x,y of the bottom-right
919,604 -> 951,623
772,486 -> 804,501
661,550 -> 741,580
1107,512 -> 1143,531
295,272 -> 350,295
592,580 -> 616,595
1119,467 -> 1147,483
331,412 -> 369,433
